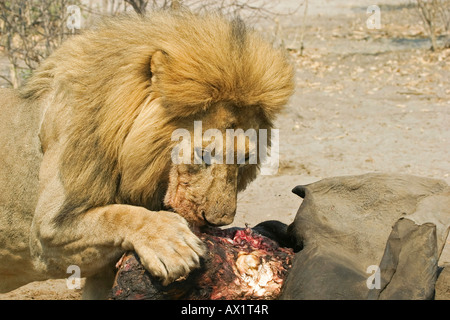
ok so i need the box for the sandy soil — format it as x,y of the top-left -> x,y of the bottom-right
0,0 -> 449,299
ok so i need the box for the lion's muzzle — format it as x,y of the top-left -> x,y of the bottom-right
201,206 -> 236,227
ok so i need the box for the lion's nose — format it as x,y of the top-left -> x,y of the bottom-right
202,209 -> 236,227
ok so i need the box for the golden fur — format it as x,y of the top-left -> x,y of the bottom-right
0,9 -> 294,298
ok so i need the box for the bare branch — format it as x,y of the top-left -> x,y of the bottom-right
416,0 -> 449,50
124,0 -> 148,15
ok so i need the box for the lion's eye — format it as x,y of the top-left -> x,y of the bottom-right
193,147 -> 203,164
194,147 -> 212,167
237,153 -> 250,167
202,149 -> 212,166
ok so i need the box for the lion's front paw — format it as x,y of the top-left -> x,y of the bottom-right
130,211 -> 206,286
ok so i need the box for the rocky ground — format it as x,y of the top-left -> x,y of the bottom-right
0,0 -> 448,299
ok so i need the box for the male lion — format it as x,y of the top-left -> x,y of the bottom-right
0,10 -> 294,298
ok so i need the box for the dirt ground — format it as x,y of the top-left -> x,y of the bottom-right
0,0 -> 449,299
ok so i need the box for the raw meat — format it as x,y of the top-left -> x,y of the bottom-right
110,225 -> 295,300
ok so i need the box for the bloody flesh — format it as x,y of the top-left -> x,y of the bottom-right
110,226 -> 294,300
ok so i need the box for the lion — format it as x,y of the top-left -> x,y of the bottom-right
0,9 -> 294,299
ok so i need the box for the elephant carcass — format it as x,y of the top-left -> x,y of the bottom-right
280,173 -> 450,300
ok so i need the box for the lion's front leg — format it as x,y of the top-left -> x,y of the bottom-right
31,191 -> 206,290
30,148 -> 205,291
31,204 -> 205,284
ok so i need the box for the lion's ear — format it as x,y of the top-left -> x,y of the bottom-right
150,50 -> 167,83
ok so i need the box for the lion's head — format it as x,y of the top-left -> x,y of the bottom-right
21,10 -> 294,227
162,101 -> 268,226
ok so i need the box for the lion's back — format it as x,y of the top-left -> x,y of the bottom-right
0,88 -> 42,240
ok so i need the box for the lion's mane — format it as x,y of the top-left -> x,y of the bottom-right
20,10 -> 295,223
